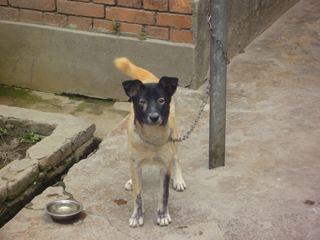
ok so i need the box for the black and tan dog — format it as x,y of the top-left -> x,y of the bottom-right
114,57 -> 186,227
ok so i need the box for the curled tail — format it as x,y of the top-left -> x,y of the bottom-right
114,57 -> 158,83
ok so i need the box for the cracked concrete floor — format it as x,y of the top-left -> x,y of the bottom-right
0,85 -> 127,139
1,0 -> 320,239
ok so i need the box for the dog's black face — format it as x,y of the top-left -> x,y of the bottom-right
122,77 -> 178,126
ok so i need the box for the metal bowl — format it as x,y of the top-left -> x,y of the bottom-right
45,199 -> 83,221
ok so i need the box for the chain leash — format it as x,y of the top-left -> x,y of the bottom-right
170,77 -> 210,143
170,10 -> 230,143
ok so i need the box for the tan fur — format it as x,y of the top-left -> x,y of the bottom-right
114,57 -> 178,138
114,57 -> 158,83
114,57 -> 186,227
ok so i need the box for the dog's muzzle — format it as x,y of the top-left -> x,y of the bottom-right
147,113 -> 162,125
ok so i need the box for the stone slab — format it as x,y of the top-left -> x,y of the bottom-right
0,178 -> 7,203
7,164 -> 39,199
0,105 -> 95,168
0,105 -> 96,223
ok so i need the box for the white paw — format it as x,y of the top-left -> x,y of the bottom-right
172,177 -> 186,192
129,215 -> 144,228
157,211 -> 171,226
124,179 -> 133,191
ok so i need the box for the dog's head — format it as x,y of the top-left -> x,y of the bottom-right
122,77 -> 178,126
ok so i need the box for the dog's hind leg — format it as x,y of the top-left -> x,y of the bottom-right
129,164 -> 144,227
157,168 -> 172,226
172,154 -> 186,192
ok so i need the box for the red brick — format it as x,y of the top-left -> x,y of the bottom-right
146,25 -> 168,40
43,13 -> 67,27
93,18 -> 113,32
169,0 -> 192,14
68,15 -> 92,30
170,29 -> 192,43
157,12 -> 191,28
143,0 -> 168,11
117,0 -> 141,8
57,0 -> 104,18
0,6 -> 19,20
120,22 -> 142,35
19,9 -> 42,23
93,0 -> 115,4
0,0 -> 8,6
106,7 -> 155,25
9,0 -> 55,11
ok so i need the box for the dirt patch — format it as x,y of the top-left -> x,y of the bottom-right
113,199 -> 128,205
0,119 -> 52,169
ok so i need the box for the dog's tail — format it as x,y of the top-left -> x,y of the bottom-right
114,57 -> 158,83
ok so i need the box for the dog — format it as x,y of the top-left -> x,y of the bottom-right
114,57 -> 186,227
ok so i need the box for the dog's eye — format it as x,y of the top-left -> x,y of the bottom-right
139,99 -> 146,105
158,98 -> 165,104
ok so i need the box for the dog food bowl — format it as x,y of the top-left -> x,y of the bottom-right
45,199 -> 83,221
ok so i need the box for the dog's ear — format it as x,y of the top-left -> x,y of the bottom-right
159,76 -> 179,97
122,80 -> 144,100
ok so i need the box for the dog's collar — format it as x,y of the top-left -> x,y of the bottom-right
134,127 -> 173,147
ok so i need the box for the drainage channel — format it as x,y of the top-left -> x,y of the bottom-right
0,137 -> 101,228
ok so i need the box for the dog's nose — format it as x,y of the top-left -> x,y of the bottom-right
149,113 -> 159,122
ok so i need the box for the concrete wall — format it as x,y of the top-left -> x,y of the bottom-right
0,0 -> 299,99
0,21 -> 193,100
228,0 -> 300,56
192,0 -> 299,88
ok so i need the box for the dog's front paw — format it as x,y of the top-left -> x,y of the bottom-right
129,213 -> 144,228
157,210 -> 171,226
173,177 -> 186,192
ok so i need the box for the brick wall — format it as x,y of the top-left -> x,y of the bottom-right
0,0 -> 193,43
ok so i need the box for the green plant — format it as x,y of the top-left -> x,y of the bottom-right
113,19 -> 121,34
22,131 -> 43,143
0,127 -> 8,137
139,25 -> 147,40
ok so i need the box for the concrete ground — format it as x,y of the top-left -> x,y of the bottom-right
1,0 -> 320,239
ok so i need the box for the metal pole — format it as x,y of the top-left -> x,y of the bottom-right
209,0 -> 228,169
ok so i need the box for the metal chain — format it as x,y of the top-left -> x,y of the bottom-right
170,78 -> 210,143
170,11 -> 230,143
207,11 -> 230,65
